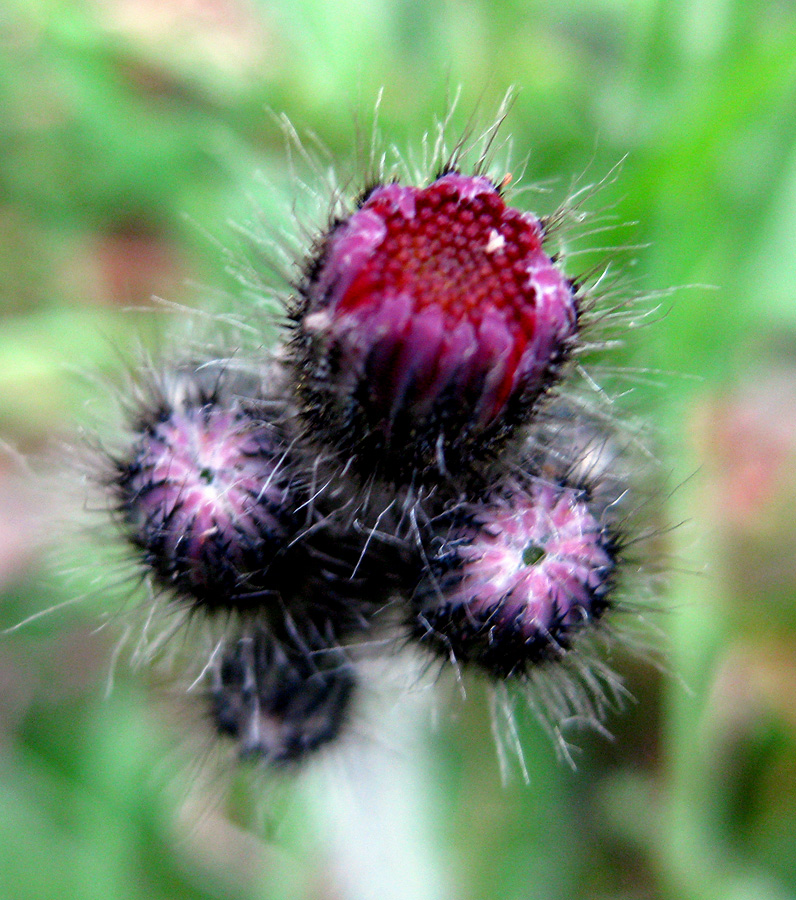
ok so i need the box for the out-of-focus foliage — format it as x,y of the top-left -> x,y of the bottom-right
2,1 -> 796,898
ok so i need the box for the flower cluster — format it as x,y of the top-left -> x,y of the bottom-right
99,111 -> 657,770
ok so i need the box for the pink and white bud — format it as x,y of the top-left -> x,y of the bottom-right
414,476 -> 616,677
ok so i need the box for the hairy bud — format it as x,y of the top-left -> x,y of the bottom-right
413,474 -> 617,678
292,172 -> 578,478
209,621 -> 355,763
111,368 -> 304,612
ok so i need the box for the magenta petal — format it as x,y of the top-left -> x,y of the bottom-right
417,319 -> 479,415
319,209 -> 387,309
387,305 -> 446,422
433,172 -> 495,201
368,182 -> 418,218
474,306 -> 513,423
360,292 -> 415,398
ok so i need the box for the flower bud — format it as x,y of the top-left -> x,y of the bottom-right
292,172 -> 578,477
209,622 -> 355,763
413,475 -> 616,678
112,368 -> 303,612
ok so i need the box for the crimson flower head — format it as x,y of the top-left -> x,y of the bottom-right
293,171 -> 578,477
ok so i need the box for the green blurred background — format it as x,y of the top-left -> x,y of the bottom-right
3,0 -> 796,897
